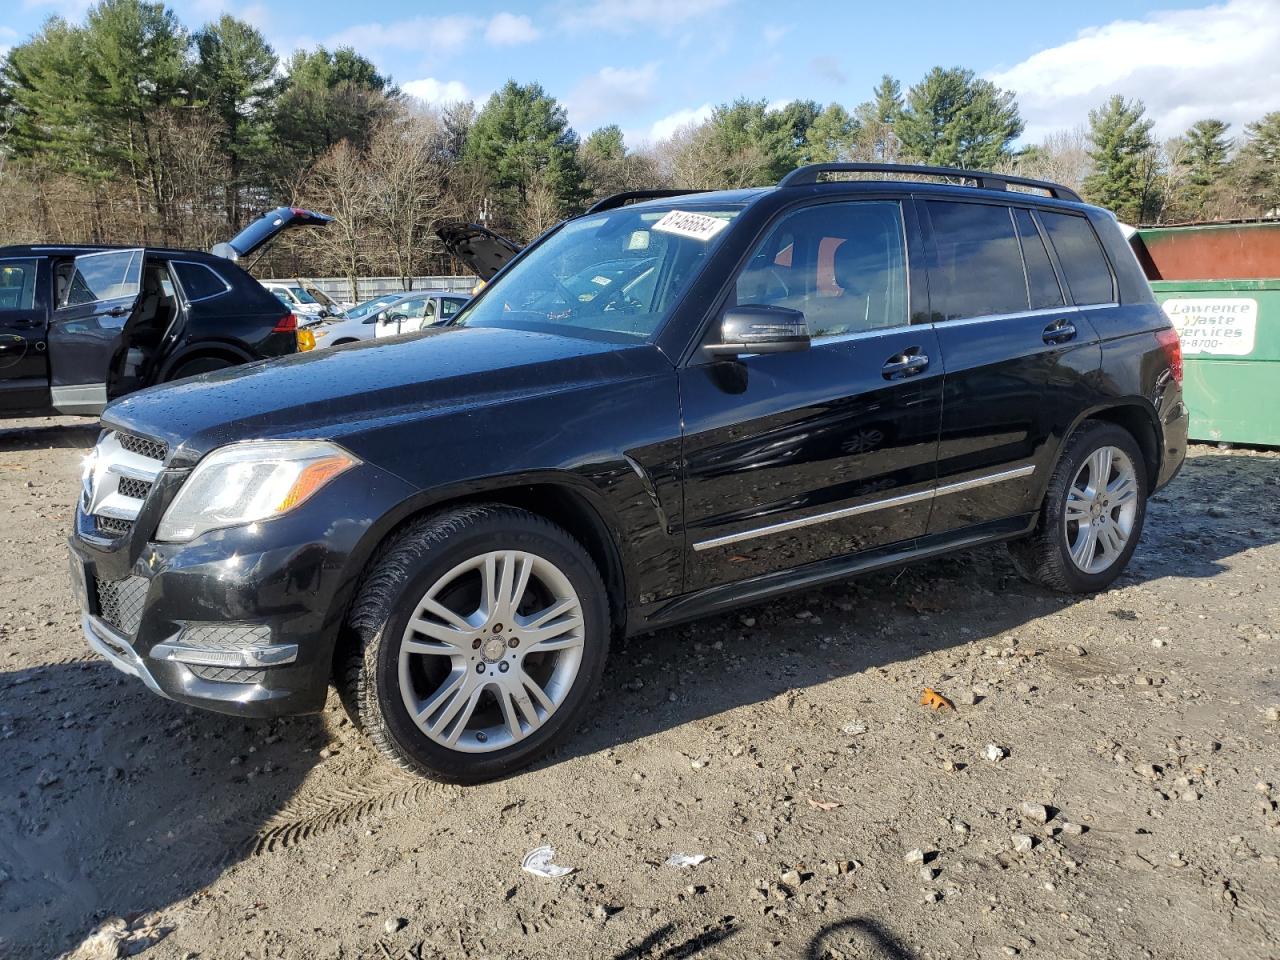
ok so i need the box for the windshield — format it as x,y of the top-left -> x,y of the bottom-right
349,294 -> 400,319
453,203 -> 742,342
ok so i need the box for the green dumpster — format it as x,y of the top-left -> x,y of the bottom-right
1132,221 -> 1280,447
1150,279 -> 1280,445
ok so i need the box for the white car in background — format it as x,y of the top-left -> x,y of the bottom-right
307,290 -> 470,347
369,290 -> 470,339
262,280 -> 349,319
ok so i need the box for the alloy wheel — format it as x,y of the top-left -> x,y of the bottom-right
397,550 -> 585,753
1063,445 -> 1140,575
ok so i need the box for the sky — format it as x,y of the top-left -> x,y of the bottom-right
5,0 -> 1279,148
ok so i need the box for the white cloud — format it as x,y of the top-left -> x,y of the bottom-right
567,62 -> 660,129
327,11 -> 536,53
402,77 -> 474,106
327,14 -> 476,53
988,0 -> 1280,142
485,12 -> 539,45
761,23 -> 789,47
559,0 -> 734,33
648,102 -> 713,142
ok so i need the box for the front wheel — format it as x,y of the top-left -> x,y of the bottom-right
338,505 -> 610,783
1009,421 -> 1148,594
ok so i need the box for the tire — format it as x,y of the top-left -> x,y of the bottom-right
167,356 -> 235,380
337,504 -> 610,783
1008,421 -> 1148,594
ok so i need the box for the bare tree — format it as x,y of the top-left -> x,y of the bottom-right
366,111 -> 449,290
297,140 -> 377,301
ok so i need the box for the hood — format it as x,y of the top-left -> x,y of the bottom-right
103,326 -> 640,465
211,207 -> 334,262
436,222 -> 523,280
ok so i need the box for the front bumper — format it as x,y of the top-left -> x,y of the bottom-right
69,461 -> 417,718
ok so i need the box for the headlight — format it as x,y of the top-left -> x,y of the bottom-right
156,440 -> 359,542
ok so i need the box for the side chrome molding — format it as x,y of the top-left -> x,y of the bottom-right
692,464 -> 1035,552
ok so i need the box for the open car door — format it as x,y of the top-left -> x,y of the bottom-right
210,206 -> 334,263
436,222 -> 523,281
48,249 -> 143,415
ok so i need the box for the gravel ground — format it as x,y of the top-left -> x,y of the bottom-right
1,414 -> 1278,960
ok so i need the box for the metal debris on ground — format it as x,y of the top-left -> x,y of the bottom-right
522,846 -> 576,878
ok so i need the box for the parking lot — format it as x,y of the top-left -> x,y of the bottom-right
1,415 -> 1278,960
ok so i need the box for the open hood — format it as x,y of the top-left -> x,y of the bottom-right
211,206 -> 334,262
436,222 -> 523,281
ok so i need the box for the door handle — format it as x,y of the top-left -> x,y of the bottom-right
882,349 -> 929,380
1043,319 -> 1077,344
106,305 -> 129,317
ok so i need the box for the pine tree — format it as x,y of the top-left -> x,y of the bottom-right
896,67 -> 1022,169
462,80 -> 582,235
1083,95 -> 1158,223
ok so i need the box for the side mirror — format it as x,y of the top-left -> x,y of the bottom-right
705,304 -> 810,358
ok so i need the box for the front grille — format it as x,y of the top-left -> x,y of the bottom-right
95,576 -> 148,636
117,476 -> 152,501
96,516 -> 135,537
188,665 -> 267,684
117,433 -> 168,462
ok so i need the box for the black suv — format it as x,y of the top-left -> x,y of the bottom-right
0,207 -> 331,416
67,163 -> 1188,783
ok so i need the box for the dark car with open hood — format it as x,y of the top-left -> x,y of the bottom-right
0,206 -> 332,416
68,163 -> 1188,783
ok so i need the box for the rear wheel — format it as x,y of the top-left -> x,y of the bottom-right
1009,421 -> 1148,594
338,505 -> 610,783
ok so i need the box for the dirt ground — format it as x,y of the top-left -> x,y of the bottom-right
0,414 -> 1278,960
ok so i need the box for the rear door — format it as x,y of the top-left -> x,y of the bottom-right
47,249 -> 143,414
0,256 -> 51,411
679,198 -> 942,592
921,199 -> 1101,535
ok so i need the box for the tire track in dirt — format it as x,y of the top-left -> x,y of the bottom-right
249,769 -> 456,855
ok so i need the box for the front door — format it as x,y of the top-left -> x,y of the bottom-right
679,199 -> 942,593
919,199 -> 1102,534
47,249 -> 143,415
0,257 -> 52,412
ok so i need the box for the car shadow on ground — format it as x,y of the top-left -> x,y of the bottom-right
0,660 -> 327,958
0,420 -> 99,451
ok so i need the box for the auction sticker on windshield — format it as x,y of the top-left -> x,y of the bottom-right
652,210 -> 730,242
1162,298 -> 1257,356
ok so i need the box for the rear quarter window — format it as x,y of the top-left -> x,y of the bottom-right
172,261 -> 229,301
1039,212 -> 1116,305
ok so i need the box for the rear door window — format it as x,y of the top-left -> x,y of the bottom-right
1038,212 -> 1115,305
1013,209 -> 1065,309
924,201 -> 1028,320
440,297 -> 466,318
0,259 -> 38,312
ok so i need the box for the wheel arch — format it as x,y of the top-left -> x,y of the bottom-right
1074,401 -> 1161,492
335,475 -> 632,662
156,342 -> 255,382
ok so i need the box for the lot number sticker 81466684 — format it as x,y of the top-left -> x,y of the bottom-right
1161,298 -> 1257,356
652,210 -> 731,242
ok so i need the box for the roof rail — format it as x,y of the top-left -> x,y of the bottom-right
585,189 -> 710,215
777,162 -> 1082,203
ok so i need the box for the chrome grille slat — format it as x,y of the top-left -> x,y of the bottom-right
85,430 -> 166,539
